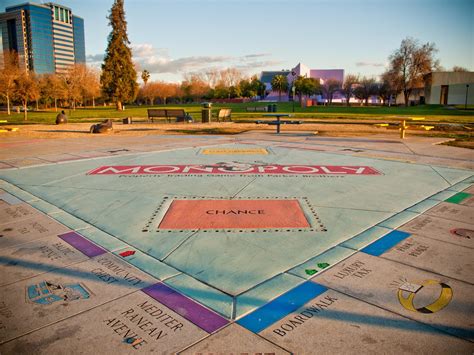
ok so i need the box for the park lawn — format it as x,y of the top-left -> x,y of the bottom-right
1,103 -> 473,125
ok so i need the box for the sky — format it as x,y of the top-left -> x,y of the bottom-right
2,0 -> 474,83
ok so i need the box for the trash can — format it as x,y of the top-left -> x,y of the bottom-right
272,104 -> 277,112
201,102 -> 212,123
267,104 -> 273,112
122,117 -> 132,124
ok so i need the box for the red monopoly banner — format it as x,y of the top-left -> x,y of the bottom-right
87,163 -> 381,175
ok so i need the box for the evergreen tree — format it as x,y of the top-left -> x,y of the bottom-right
100,0 -> 137,110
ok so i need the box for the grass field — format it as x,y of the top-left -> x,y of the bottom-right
1,103 -> 473,125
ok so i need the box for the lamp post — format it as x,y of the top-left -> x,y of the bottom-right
465,84 -> 469,110
292,86 -> 296,112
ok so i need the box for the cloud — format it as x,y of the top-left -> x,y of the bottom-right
131,43 -> 278,75
86,44 -> 280,79
87,53 -> 104,63
356,61 -> 385,67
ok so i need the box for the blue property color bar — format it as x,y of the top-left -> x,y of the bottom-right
237,281 -> 327,333
361,230 -> 411,256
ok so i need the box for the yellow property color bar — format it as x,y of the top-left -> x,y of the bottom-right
202,148 -> 268,155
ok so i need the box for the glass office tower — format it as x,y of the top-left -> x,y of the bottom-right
0,2 -> 85,74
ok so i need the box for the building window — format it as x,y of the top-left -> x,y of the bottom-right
54,7 -> 59,21
60,8 -> 64,22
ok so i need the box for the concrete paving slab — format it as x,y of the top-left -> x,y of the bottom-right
376,233 -> 473,283
235,273 -> 304,319
27,199 -> 62,215
377,211 -> 419,229
260,289 -> 473,354
398,214 -> 474,249
79,227 -> 129,252
0,162 -> 14,170
312,253 -> 474,340
113,247 -> 180,281
448,192 -> 474,207
0,291 -> 208,354
35,153 -> 84,163
2,157 -> 48,168
0,181 -> 38,203
287,245 -> 355,279
430,190 -> 460,201
0,215 -> 69,250
179,323 -> 291,354
341,226 -> 392,250
426,202 -> 474,224
0,253 -> 156,343
142,283 -> 229,333
407,198 -> 440,213
0,234 -> 89,286
164,273 -> 233,318
464,185 -> 474,194
0,203 -> 43,225
0,193 -> 22,206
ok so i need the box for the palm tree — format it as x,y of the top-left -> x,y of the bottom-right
271,75 -> 288,102
141,69 -> 150,86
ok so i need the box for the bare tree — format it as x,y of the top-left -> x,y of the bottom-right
452,66 -> 469,72
322,79 -> 341,105
340,74 -> 359,106
354,76 -> 377,106
388,37 -> 438,106
0,50 -> 22,115
62,64 -> 86,110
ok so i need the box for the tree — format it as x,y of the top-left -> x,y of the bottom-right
141,69 -> 150,86
388,37 -> 438,106
100,0 -> 138,110
341,74 -> 358,106
379,71 -> 400,106
140,81 -> 156,105
155,82 -> 177,104
353,76 -> 377,106
62,64 -> 86,110
14,72 -> 39,120
452,66 -> 469,72
85,67 -> 101,107
0,50 -> 22,115
322,79 -> 341,105
181,74 -> 210,101
271,75 -> 288,102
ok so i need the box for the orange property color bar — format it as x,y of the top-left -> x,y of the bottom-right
158,200 -> 310,229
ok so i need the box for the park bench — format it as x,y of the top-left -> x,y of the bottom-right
147,109 -> 191,123
214,108 -> 232,122
246,106 -> 268,112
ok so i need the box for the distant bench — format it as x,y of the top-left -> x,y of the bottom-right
214,108 -> 232,122
246,106 -> 268,112
147,109 -> 192,123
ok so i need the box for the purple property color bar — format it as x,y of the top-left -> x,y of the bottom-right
142,282 -> 229,333
58,231 -> 106,258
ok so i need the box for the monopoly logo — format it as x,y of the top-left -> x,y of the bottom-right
87,163 -> 381,175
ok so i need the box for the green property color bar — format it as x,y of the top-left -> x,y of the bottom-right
445,192 -> 472,204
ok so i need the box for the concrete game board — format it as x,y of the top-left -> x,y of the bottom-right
0,134 -> 472,354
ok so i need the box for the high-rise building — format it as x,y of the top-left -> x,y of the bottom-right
0,2 -> 85,74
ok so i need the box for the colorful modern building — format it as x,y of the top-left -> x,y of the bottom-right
261,63 -> 344,102
0,2 -> 85,74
